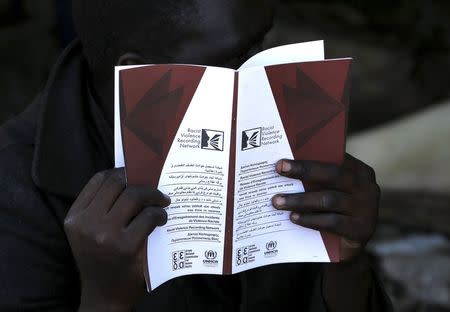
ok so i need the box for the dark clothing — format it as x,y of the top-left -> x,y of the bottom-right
56,0 -> 76,47
0,41 -> 392,312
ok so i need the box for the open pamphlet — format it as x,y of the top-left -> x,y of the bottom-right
114,40 -> 351,290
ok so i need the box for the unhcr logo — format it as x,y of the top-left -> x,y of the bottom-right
203,250 -> 218,267
264,241 -> 278,258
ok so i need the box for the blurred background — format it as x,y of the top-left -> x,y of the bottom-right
0,0 -> 449,310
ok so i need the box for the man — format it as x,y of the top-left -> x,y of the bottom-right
0,1 -> 391,311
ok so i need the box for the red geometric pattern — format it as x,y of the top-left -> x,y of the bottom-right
265,59 -> 352,262
120,65 -> 206,186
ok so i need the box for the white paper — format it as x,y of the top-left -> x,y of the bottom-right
114,40 -> 331,289
232,67 -> 330,274
238,40 -> 324,70
147,67 -> 235,289
115,41 -> 325,168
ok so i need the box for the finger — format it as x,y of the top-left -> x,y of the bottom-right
107,186 -> 171,226
86,168 -> 126,216
276,159 -> 359,192
124,206 -> 168,251
272,191 -> 352,215
301,181 -> 322,192
290,212 -> 360,242
344,153 -> 377,183
68,169 -> 116,216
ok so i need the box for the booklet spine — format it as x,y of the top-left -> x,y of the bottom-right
223,72 -> 239,275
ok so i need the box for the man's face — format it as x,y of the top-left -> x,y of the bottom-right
120,0 -> 275,68
91,0 -> 275,122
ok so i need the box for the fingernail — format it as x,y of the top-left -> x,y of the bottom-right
291,213 -> 300,223
276,160 -> 283,173
158,209 -> 168,226
281,160 -> 292,173
272,196 -> 286,208
163,193 -> 171,203
276,160 -> 292,174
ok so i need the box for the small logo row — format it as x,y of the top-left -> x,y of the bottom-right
201,128 -> 262,152
171,241 -> 278,271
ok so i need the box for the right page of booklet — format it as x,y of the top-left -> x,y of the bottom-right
232,57 -> 352,274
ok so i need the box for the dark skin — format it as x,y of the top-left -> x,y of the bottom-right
65,169 -> 170,311
273,155 -> 380,311
65,1 -> 380,311
92,0 -> 274,124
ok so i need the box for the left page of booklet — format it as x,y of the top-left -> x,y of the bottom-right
117,65 -> 235,290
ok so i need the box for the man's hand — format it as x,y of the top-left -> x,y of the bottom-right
271,154 -> 380,261
64,169 -> 170,312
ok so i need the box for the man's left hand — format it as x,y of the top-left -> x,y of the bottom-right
271,154 -> 380,261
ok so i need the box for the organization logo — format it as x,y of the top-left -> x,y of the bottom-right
235,244 -> 258,265
264,241 -> 278,258
235,246 -> 249,266
266,241 -> 277,250
204,250 -> 217,260
201,129 -> 224,151
172,250 -> 186,271
172,249 -> 195,270
203,250 -> 219,267
241,128 -> 261,151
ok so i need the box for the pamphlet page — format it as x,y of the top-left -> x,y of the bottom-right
115,40 -> 346,289
232,66 -> 330,274
142,67 -> 235,289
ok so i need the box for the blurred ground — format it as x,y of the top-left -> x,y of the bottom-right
349,104 -> 450,311
1,1 -> 449,311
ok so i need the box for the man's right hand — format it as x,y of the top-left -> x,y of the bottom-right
64,169 -> 170,312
